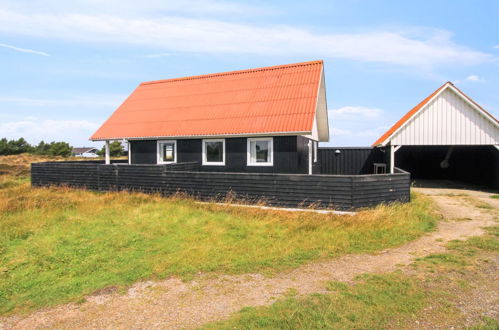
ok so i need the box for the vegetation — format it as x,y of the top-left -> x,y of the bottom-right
0,154 -> 439,314
0,138 -> 72,157
96,141 -> 126,157
206,273 -> 427,329
207,228 -> 499,329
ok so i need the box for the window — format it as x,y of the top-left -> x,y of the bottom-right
202,139 -> 225,165
247,137 -> 273,166
157,140 -> 176,164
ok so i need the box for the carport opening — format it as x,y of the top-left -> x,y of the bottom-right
395,145 -> 499,189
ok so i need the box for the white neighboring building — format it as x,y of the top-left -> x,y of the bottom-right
373,81 -> 499,188
72,147 -> 99,158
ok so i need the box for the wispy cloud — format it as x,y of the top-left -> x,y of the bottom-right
331,128 -> 352,136
0,118 -> 99,145
0,42 -> 49,56
142,53 -> 172,58
330,106 -> 382,119
494,45 -> 499,49
0,9 -> 492,68
0,95 -> 126,107
465,75 -> 484,82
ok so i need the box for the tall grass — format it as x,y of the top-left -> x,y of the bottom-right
0,155 -> 438,314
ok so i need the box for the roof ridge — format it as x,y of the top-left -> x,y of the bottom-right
372,82 -> 449,146
140,60 -> 323,86
372,81 -> 498,146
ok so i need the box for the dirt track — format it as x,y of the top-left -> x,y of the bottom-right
1,186 -> 497,329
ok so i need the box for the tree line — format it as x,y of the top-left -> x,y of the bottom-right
0,138 -> 126,157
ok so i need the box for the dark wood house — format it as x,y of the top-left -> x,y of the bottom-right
91,60 -> 329,174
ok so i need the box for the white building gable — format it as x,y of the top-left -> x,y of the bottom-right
389,83 -> 498,146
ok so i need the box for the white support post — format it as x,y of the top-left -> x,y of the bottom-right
105,140 -> 110,165
389,145 -> 402,173
308,140 -> 313,175
128,141 -> 131,165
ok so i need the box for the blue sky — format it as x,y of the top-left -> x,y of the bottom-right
0,0 -> 498,147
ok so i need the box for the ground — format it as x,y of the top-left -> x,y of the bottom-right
0,156 -> 497,329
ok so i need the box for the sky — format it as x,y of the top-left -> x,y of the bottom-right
0,0 -> 498,147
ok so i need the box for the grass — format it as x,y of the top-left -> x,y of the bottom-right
490,194 -> 499,199
206,273 -> 427,329
206,229 -> 499,329
0,154 -> 438,315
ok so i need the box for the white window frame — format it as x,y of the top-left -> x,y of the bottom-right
247,137 -> 273,166
202,138 -> 225,166
157,140 -> 177,164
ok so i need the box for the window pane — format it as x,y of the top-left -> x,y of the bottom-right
255,141 -> 269,162
206,141 -> 223,162
162,143 -> 175,161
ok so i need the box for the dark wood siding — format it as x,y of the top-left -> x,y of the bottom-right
317,147 -> 386,175
130,136 -> 311,174
31,162 -> 410,210
130,140 -> 156,164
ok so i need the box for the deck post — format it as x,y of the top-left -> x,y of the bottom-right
128,141 -> 131,165
105,140 -> 110,165
389,145 -> 401,173
308,140 -> 313,175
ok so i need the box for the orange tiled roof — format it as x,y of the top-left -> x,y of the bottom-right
91,60 -> 324,140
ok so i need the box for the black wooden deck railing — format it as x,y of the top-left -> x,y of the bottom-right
31,161 -> 410,210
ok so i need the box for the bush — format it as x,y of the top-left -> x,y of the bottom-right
0,138 -> 33,155
97,141 -> 126,157
0,138 -> 72,157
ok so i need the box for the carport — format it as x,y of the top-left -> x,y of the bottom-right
373,82 -> 499,188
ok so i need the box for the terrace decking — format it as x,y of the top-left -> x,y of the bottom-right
31,161 -> 410,210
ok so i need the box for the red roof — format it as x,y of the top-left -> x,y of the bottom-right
91,60 -> 324,141
372,81 -> 499,146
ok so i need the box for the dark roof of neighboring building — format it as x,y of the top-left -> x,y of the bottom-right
72,147 -> 98,154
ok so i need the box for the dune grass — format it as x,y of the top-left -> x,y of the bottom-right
0,155 -> 438,314
206,228 -> 499,329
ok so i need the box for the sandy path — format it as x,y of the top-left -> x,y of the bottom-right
1,188 -> 497,329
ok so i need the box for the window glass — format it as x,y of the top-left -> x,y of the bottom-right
205,141 -> 223,162
158,141 -> 176,163
248,138 -> 272,165
251,140 -> 270,163
162,143 -> 175,162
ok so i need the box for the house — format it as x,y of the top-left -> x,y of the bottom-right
72,147 -> 99,158
33,60 -> 412,209
90,60 -> 329,174
373,82 -> 499,188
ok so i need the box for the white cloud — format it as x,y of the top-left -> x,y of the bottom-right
494,45 -> 499,49
356,126 -> 390,137
465,75 -> 484,82
0,42 -> 49,56
330,106 -> 382,119
1,0 -> 267,17
331,128 -> 352,136
0,118 -> 99,145
142,53 -> 172,58
0,95 -> 126,108
0,9 -> 492,68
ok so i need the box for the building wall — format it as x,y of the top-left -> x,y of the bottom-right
130,136 -> 311,174
391,88 -> 499,145
316,147 -> 386,175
